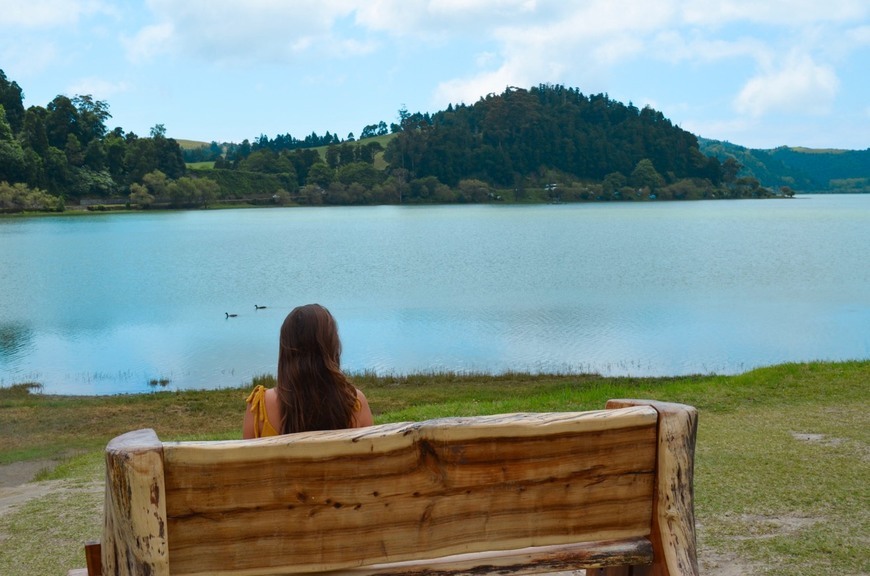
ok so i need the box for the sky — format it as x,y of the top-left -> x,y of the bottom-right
1,0 -> 868,150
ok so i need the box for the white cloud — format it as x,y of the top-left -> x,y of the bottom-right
0,0 -> 114,28
66,77 -> 131,100
651,31 -> 770,65
734,52 -> 839,117
682,117 -> 755,143
0,43 -> 58,79
680,0 -> 869,27
845,24 -> 870,46
431,1 -> 677,108
126,0 -> 360,65
354,0 -> 546,36
435,68 -> 518,107
122,23 -> 174,63
4,0 -> 865,148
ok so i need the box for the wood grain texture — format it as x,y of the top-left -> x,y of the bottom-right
329,538 -> 654,576
161,408 -> 658,576
84,541 -> 100,575
587,564 -> 654,576
101,428 -> 170,576
90,403 -> 700,576
606,400 -> 699,576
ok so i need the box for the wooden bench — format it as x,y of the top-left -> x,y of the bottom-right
70,398 -> 698,576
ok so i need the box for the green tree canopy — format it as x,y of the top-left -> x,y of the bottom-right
0,104 -> 26,183
630,159 -> 665,191
0,70 -> 25,134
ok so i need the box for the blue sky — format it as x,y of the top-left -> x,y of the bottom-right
2,0 -> 868,150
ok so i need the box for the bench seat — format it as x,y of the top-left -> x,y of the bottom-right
70,398 -> 698,576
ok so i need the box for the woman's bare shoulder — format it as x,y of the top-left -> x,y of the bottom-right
353,388 -> 374,428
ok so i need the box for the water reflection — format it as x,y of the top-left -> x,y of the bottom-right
0,322 -> 34,363
0,196 -> 868,394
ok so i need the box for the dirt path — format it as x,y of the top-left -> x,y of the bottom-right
0,459 -> 64,517
0,459 -> 57,488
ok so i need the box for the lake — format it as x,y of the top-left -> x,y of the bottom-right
1,195 -> 868,395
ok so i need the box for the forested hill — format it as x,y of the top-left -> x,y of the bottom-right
383,85 -> 721,187
0,67 -> 795,212
700,139 -> 870,193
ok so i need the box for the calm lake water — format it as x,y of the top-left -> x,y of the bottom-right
1,195 -> 868,395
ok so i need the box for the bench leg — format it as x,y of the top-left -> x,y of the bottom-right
85,541 -> 101,576
587,566 -> 653,576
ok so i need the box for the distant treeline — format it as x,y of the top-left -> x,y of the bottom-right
0,68 -> 191,211
206,85 -> 775,204
383,85 -> 723,186
700,139 -> 870,193
2,69 -> 782,213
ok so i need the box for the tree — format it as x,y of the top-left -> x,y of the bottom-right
231,139 -> 252,165
357,141 -> 383,164
325,145 -> 339,169
336,162 -> 383,188
0,69 -> 25,134
732,176 -> 764,198
43,146 -> 70,193
721,157 -> 741,185
22,147 -> 46,188
360,124 -> 378,139
22,106 -> 49,155
630,159 -> 665,192
129,183 -> 155,207
45,95 -> 79,149
306,162 -> 334,187
72,95 -> 111,144
457,179 -> 491,203
65,134 -> 84,166
602,172 -> 626,195
150,124 -> 167,138
0,105 -> 26,183
142,170 -> 170,199
103,131 -> 127,180
0,181 -> 62,213
273,188 -> 293,205
83,135 -> 107,171
300,183 -> 324,205
238,149 -> 295,175
194,177 -> 219,207
168,177 -> 195,206
125,136 -> 158,183
152,135 -> 186,179
338,143 -> 356,166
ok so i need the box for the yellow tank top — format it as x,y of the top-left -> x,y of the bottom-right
245,385 -> 279,438
245,384 -> 362,437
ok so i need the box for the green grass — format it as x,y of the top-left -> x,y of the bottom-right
1,361 -> 868,575
175,139 -> 210,149
186,160 -> 215,170
308,133 -> 396,163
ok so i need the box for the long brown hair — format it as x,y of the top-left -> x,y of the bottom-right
276,304 -> 357,433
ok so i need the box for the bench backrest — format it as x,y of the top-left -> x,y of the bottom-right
100,399 -> 698,576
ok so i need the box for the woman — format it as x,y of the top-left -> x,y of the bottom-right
243,304 -> 373,438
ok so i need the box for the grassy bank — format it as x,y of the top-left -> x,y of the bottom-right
1,361 -> 868,575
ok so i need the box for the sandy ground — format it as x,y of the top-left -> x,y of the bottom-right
0,459 -> 65,517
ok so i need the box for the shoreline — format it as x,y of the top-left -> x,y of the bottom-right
0,190 -> 810,219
